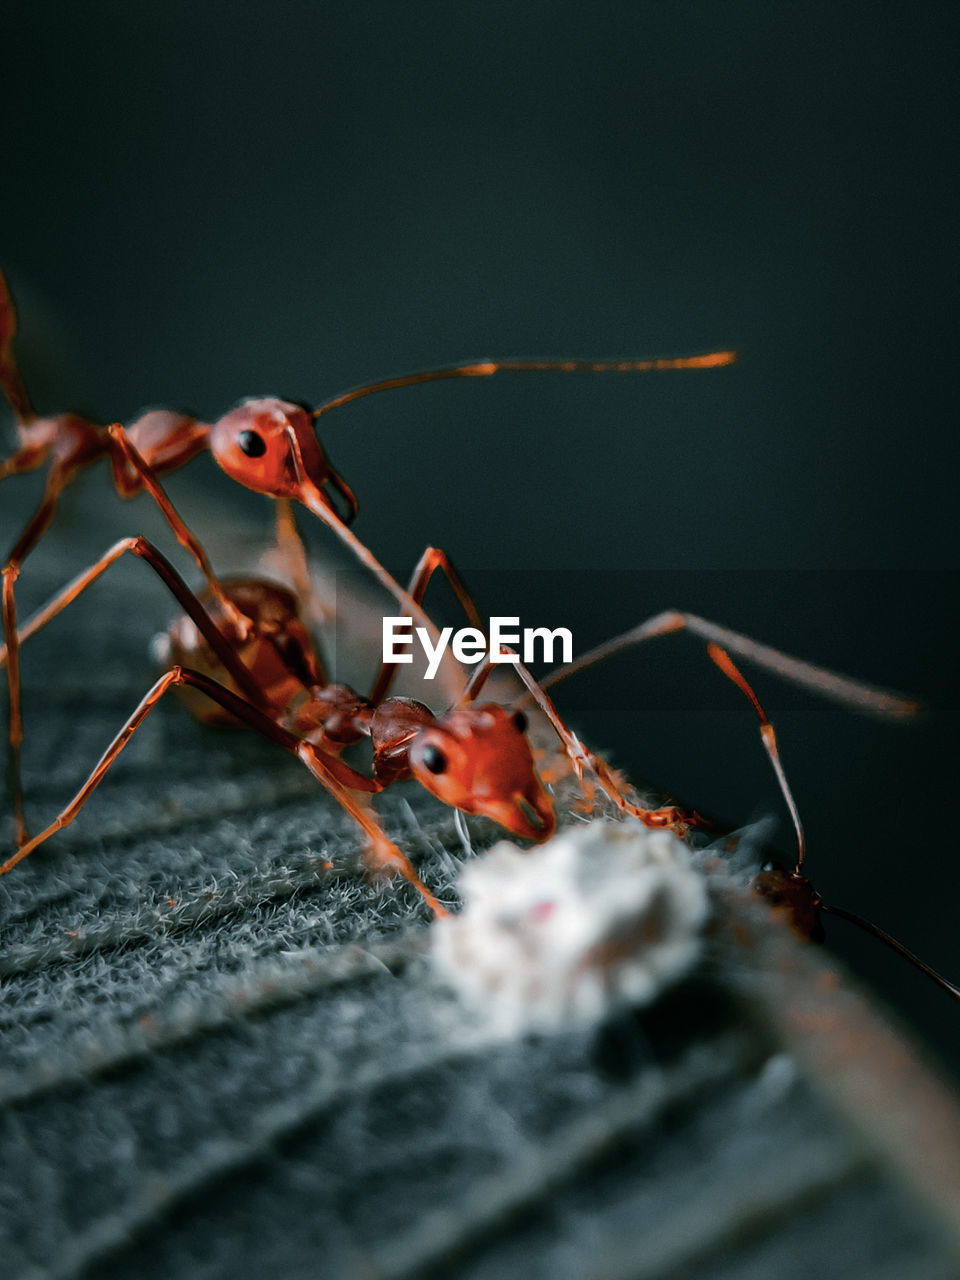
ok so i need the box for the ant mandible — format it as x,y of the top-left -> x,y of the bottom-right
0,265 -> 736,844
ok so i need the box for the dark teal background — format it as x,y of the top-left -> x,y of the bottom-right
3,3 -> 958,1066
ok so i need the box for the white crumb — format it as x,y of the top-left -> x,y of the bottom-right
432,818 -> 710,1035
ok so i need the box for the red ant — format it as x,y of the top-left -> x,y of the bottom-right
0,264 -> 736,844
6,526 -> 957,1021
0,537 -> 711,915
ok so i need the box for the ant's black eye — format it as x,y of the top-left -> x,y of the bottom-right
420,744 -> 447,775
512,710 -> 528,733
237,429 -> 267,458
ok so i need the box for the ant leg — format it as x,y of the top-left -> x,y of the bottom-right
541,610 -> 918,720
0,536 -> 272,710
705,643 -> 806,873
459,654 -> 496,702
2,465 -> 66,570
278,431 -> 471,700
0,665 -> 445,917
106,423 -> 252,639
2,532 -> 278,847
3,570 -> 26,845
484,649 -> 697,832
263,498 -> 331,628
404,546 -> 483,631
294,738 -> 446,916
0,267 -> 35,424
532,608 -> 917,832
3,467 -> 70,844
0,445 -> 48,481
311,351 -> 737,420
368,546 -> 484,706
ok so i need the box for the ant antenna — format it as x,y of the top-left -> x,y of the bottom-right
311,351 -> 737,421
706,643 -> 806,874
819,902 -> 960,1003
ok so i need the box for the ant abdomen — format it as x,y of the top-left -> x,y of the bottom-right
160,578 -> 323,727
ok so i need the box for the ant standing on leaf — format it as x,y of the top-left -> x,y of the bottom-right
0,264 -> 735,846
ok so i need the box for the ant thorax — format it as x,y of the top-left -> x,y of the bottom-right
285,684 -> 371,751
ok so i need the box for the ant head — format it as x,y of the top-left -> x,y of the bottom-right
208,397 -> 358,523
753,863 -> 825,943
408,703 -> 556,841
